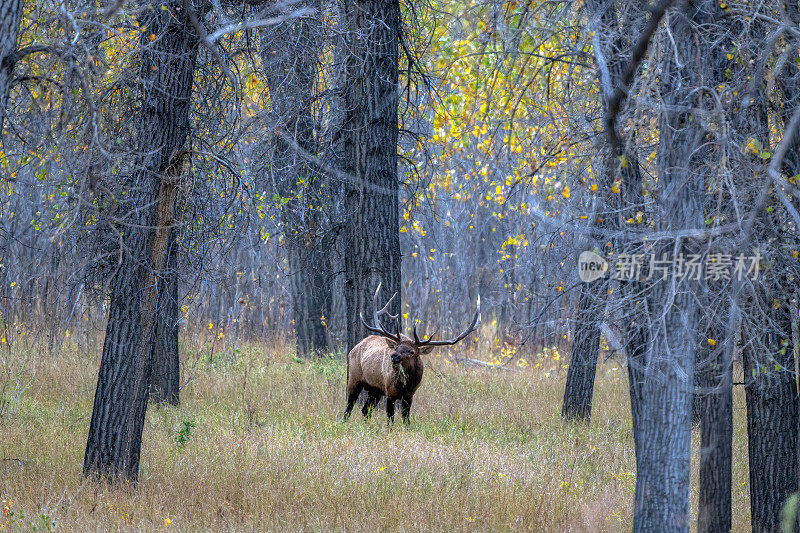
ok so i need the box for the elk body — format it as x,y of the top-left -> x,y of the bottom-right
344,284 -> 480,424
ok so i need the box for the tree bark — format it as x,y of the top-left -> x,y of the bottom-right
560,0 -> 616,422
83,0 -> 198,482
260,3 -> 331,356
150,215 -> 180,404
632,1 -> 710,528
697,291 -> 734,533
734,13 -> 800,527
340,0 -> 402,351
562,279 -> 602,421
562,0 -> 651,422
742,300 -> 798,533
0,0 -> 23,129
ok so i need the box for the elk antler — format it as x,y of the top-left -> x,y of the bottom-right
414,295 -> 481,347
360,282 -> 401,343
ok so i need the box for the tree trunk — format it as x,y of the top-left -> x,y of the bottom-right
83,0 -> 198,482
149,227 -> 180,405
0,0 -> 22,128
693,7 -> 733,530
561,0 -> 617,424
562,0 -> 648,422
260,3 -> 331,356
735,14 -> 800,527
562,279 -> 603,421
340,0 -> 402,351
697,291 -> 734,533
632,1 -> 711,528
742,302 -> 798,533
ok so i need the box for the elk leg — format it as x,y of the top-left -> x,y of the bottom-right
386,397 -> 396,424
344,382 -> 364,421
400,397 -> 413,425
362,388 -> 382,419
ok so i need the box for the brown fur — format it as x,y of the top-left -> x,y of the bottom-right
343,334 -> 433,424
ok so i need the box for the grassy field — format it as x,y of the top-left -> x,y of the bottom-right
1,338 -> 752,532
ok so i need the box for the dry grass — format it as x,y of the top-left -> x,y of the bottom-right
0,339 -> 751,532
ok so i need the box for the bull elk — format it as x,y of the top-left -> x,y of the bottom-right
344,283 -> 480,424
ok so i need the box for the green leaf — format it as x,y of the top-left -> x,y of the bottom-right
781,493 -> 798,533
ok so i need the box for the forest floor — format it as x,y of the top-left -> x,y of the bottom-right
1,338 -> 751,532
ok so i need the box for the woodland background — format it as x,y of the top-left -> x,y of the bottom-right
2,0 -> 800,530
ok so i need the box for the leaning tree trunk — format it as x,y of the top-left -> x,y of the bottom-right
83,0 -> 198,482
632,0 -> 711,528
340,0 -> 402,351
260,2 -> 331,356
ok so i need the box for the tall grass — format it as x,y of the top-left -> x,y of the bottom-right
1,340 -> 750,531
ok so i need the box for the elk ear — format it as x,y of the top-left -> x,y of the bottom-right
420,345 -> 435,355
385,338 -> 398,349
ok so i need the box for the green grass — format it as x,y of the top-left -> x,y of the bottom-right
0,340 -> 751,531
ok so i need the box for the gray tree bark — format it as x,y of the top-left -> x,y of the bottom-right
632,1 -> 711,528
0,0 -> 23,129
561,0 -> 618,424
563,279 -> 602,421
260,4 -> 331,356
340,0 -> 402,351
83,0 -> 198,482
150,199 -> 181,405
742,295 -> 798,533
563,0 -> 656,423
697,293 -> 734,533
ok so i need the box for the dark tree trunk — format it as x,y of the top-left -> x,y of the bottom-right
692,8 -> 733,531
340,0 -> 402,351
562,0 -> 644,422
743,304 -> 798,533
736,16 -> 800,528
83,1 -> 198,482
0,0 -> 22,128
562,279 -> 602,421
149,230 -> 180,405
560,0 -> 618,421
260,3 -> 331,356
697,293 -> 734,533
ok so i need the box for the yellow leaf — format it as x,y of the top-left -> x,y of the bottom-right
708,338 -> 716,346
561,186 -> 570,199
